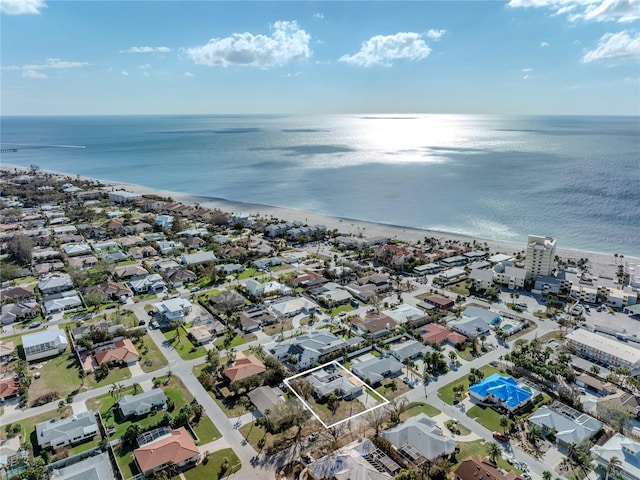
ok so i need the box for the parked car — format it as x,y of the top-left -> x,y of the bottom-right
492,431 -> 508,442
29,322 -> 41,329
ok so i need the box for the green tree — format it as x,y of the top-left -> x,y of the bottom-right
605,456 -> 622,480
500,415 -> 510,434
487,442 -> 501,464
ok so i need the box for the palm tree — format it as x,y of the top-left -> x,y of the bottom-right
604,456 -> 622,480
500,415 -> 510,434
487,441 -> 501,464
527,423 -> 542,447
448,350 -> 457,364
542,471 -> 553,480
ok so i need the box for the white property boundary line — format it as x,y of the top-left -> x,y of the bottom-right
284,360 -> 390,429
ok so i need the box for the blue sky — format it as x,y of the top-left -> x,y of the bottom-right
1,0 -> 639,115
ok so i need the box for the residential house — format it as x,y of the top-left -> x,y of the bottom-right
0,377 -> 19,401
468,373 -> 533,413
389,339 -> 430,363
48,451 -> 113,480
462,306 -> 501,326
440,255 -> 469,267
128,245 -> 158,259
155,298 -> 193,323
311,282 -> 353,307
447,316 -> 491,339
591,433 -> 640,480
114,264 -> 149,281
307,364 -> 362,400
94,339 -> 140,366
351,314 -> 397,338
454,456 -> 524,480
382,413 -> 456,462
236,306 -> 276,333
209,290 -> 247,313
156,240 -> 183,255
117,389 -> 167,419
180,251 -> 217,265
1,302 -> 39,325
309,438 -> 399,480
267,329 -> 363,371
35,411 -> 99,450
165,268 -> 197,288
422,294 -> 454,311
351,355 -> 403,386
247,386 -> 284,416
271,296 -> 319,318
224,354 -> 266,383
435,267 -> 468,286
0,341 -> 16,362
62,244 -> 92,257
529,402 -> 602,449
38,276 -> 73,295
245,279 -> 292,298
129,274 -> 165,294
420,323 -> 467,347
382,304 -> 427,325
43,291 -> 83,315
133,427 -> 199,475
67,255 -> 99,268
22,328 -> 69,362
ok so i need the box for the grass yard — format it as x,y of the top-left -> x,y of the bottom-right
401,402 -> 441,421
184,448 -> 241,480
108,309 -> 138,328
375,377 -> 410,400
28,353 -> 82,402
163,327 -> 208,360
114,445 -> 138,480
238,268 -> 260,280
136,334 -> 168,373
261,319 -> 294,337
213,333 -> 248,349
448,281 -> 470,295
329,304 -> 354,316
467,404 -> 505,432
437,365 -> 501,405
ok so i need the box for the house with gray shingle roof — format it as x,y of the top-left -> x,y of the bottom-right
382,413 -> 456,462
117,390 -> 167,420
35,411 -> 98,450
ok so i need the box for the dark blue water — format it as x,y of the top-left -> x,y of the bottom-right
1,114 -> 638,255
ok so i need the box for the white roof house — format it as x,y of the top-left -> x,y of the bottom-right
181,251 -> 217,265
43,294 -> 82,314
591,433 -> 640,480
271,296 -> 319,318
382,413 -> 457,461
155,298 -> 193,322
22,328 -> 69,362
382,304 -> 426,325
245,279 -> 291,298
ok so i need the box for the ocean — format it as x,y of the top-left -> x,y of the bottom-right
1,114 -> 638,256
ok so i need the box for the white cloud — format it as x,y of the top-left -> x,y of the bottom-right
1,0 -> 46,15
523,74 -> 533,79
313,12 -> 324,20
582,30 -> 640,62
583,0 -> 640,22
22,69 -> 47,79
282,71 -> 301,77
121,46 -> 171,54
540,41 -> 551,47
522,67 -> 534,72
22,58 -> 89,70
508,0 -> 640,23
427,29 -> 448,40
184,72 -> 194,77
121,70 -> 129,76
184,20 -> 311,68
139,64 -> 152,69
339,32 -> 431,67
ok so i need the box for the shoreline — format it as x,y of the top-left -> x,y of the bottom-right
2,163 -> 637,277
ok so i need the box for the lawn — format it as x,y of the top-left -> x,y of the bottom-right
401,402 -> 441,421
375,377 -> 410,400
28,353 -> 83,403
238,268 -> 260,280
114,444 -> 138,480
184,448 -> 241,480
261,319 -> 294,337
329,304 -> 354,316
108,309 -> 139,328
437,365 -> 501,405
136,334 -> 168,373
448,281 -> 470,296
467,405 -> 504,431
213,333 -> 248,349
163,327 -> 208,360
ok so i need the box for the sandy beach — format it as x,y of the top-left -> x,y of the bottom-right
2,164 -> 637,278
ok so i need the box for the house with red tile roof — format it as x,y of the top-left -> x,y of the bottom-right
95,339 -> 139,366
224,354 -> 266,383
0,377 -> 19,401
454,456 -> 524,480
134,427 -> 199,474
421,323 -> 467,347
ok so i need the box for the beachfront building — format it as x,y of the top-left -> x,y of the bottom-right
22,328 -> 68,362
566,329 -> 640,375
524,235 -> 557,279
468,373 -> 533,413
493,265 -> 527,290
108,190 -> 141,204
